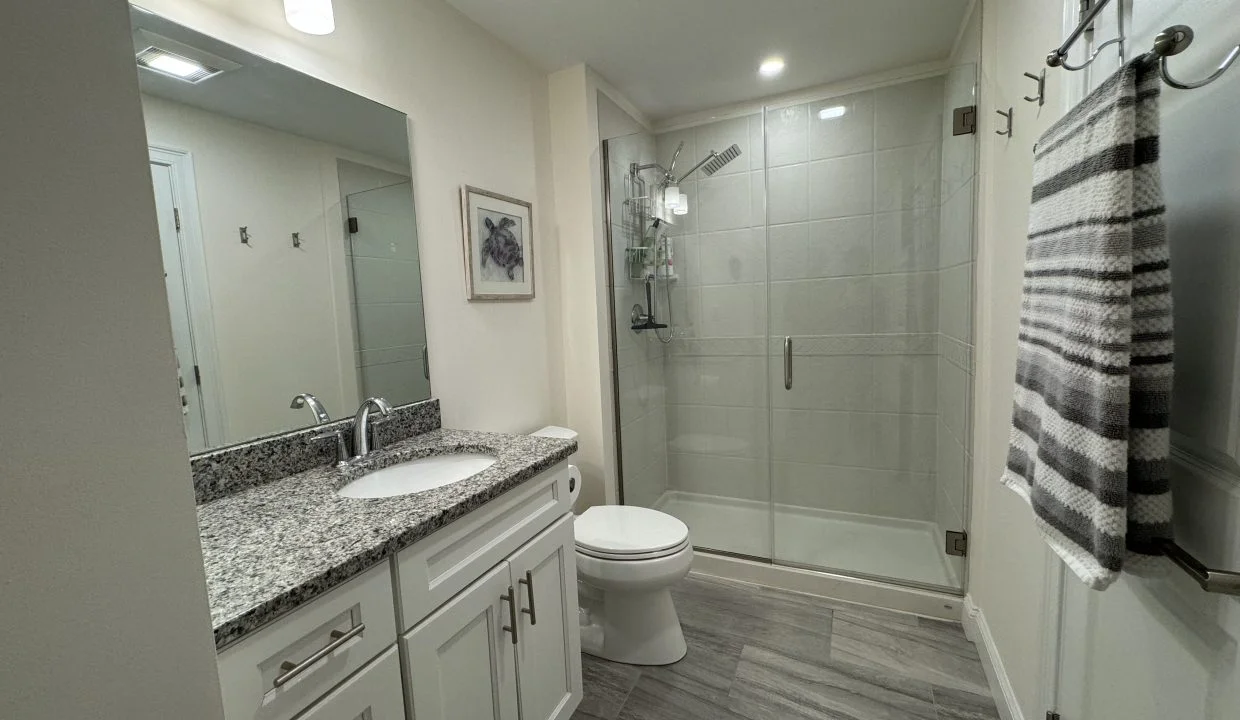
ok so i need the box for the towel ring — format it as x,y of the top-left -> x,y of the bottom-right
1149,25 -> 1240,90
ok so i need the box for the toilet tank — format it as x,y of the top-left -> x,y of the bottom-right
532,426 -> 581,505
532,425 -> 578,451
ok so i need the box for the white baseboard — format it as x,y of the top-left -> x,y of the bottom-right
963,594 -> 1024,720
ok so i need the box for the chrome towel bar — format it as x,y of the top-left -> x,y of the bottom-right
1159,540 -> 1240,596
1047,1 -> 1238,91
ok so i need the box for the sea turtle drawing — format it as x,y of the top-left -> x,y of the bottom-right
481,216 -> 523,280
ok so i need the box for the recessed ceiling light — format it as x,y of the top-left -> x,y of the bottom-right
758,57 -> 785,78
136,47 -> 223,83
818,105 -> 847,120
285,0 -> 336,35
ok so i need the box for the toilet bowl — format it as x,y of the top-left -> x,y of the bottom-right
575,505 -> 692,665
532,426 -> 693,666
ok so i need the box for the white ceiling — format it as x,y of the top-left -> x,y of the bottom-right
445,0 -> 972,122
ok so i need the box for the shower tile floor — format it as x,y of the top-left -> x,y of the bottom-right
656,491 -> 959,587
572,573 -> 999,720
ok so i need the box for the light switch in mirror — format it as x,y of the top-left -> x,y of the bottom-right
131,6 -> 429,453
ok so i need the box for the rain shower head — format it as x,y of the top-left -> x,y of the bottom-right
674,143 -> 743,183
701,144 -> 742,176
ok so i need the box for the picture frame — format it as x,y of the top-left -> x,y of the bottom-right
460,185 -> 535,301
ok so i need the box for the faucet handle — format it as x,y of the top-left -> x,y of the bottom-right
310,427 -> 350,465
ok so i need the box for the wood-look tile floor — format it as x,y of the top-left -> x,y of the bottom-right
573,573 -> 1001,720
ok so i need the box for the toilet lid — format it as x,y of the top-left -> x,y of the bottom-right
575,506 -> 689,556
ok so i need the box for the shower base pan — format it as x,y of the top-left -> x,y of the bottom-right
654,491 -> 962,613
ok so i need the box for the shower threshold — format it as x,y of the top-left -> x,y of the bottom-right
654,490 -> 959,588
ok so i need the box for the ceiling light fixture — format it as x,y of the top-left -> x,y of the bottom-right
759,57 -> 785,78
818,105 -> 847,120
135,47 -> 223,83
285,0 -> 335,35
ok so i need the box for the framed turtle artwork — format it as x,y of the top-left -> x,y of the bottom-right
460,185 -> 534,301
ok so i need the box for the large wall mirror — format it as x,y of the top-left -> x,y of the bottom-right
130,6 -> 429,453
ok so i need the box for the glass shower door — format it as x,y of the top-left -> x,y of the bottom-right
765,69 -> 975,592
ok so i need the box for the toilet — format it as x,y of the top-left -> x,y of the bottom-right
533,426 -> 693,666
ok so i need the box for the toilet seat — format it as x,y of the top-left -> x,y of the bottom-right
574,506 -> 689,561
575,537 -> 691,561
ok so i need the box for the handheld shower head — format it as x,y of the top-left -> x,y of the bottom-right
701,144 -> 742,176
666,141 -> 685,177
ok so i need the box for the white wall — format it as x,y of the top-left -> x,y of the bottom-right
139,0 -> 563,434
967,0 -> 1063,716
549,66 -> 654,509
0,1 -> 224,717
143,94 -> 413,442
969,2 -> 1240,719
1050,1 -> 1240,718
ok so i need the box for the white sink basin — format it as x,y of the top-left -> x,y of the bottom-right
337,452 -> 498,499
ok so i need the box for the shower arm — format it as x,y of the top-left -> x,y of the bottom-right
632,151 -> 722,187
673,151 -> 721,184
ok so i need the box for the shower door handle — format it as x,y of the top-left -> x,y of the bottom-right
783,336 -> 793,390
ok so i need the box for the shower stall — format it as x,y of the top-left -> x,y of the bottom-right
602,65 -> 978,594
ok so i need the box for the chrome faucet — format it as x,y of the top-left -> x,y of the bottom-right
352,397 -> 394,460
290,393 -> 331,424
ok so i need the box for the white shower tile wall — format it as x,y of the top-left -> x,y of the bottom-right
607,132 -> 671,510
652,75 -> 965,523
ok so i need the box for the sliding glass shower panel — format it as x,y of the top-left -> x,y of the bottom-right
766,69 -> 975,592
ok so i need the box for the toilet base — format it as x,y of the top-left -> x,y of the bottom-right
579,587 -> 687,666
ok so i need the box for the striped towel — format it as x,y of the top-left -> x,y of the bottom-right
1001,57 -> 1174,590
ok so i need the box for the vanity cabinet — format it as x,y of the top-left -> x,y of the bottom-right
216,562 -> 398,720
294,647 -> 405,720
508,515 -> 582,720
403,514 -> 581,720
215,464 -> 580,720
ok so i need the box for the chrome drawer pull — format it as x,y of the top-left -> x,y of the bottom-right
519,570 -> 537,625
273,622 -> 366,688
501,586 -> 519,645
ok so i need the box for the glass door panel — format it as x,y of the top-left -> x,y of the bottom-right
766,66 -> 976,592
605,122 -> 773,561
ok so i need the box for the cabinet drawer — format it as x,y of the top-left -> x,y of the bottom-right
294,647 -> 404,720
395,463 -> 568,630
217,562 -> 397,720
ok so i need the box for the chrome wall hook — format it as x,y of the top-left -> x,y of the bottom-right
239,226 -> 251,245
1023,70 -> 1046,106
996,107 -> 1014,137
1149,25 -> 1240,90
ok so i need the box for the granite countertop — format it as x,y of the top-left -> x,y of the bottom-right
198,428 -> 576,650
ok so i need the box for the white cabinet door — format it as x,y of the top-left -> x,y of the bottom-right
295,647 -> 404,720
402,563 -> 519,720
508,514 -> 582,720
